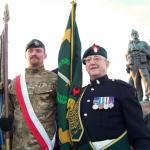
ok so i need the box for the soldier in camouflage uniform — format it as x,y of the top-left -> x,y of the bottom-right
7,39 -> 57,150
126,29 -> 150,101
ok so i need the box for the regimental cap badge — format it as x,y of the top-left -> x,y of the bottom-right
92,43 -> 99,53
25,39 -> 45,52
82,43 -> 108,65
33,40 -> 40,46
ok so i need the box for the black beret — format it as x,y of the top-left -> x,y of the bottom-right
25,39 -> 45,52
82,44 -> 107,65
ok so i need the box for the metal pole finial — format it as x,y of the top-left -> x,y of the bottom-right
3,4 -> 10,23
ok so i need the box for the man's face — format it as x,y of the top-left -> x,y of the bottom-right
85,55 -> 109,80
131,32 -> 139,40
25,47 -> 47,68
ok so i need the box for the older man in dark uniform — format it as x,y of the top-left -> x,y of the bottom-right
68,44 -> 150,150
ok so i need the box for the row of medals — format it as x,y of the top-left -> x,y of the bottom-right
92,96 -> 114,110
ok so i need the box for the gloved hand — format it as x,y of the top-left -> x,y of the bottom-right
126,64 -> 130,74
0,82 -> 3,93
0,79 -> 11,93
0,115 -> 14,131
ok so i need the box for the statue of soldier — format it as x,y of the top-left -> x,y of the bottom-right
128,74 -> 143,101
126,57 -> 144,101
126,29 -> 150,101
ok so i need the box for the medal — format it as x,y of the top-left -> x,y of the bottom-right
93,98 -> 99,110
109,103 -> 114,108
92,104 -> 99,110
99,104 -> 103,110
108,97 -> 114,109
99,97 -> 104,110
104,97 -> 109,109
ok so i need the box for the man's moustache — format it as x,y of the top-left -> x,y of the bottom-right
30,56 -> 39,59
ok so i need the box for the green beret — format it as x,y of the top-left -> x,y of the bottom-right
25,39 -> 45,52
82,44 -> 107,65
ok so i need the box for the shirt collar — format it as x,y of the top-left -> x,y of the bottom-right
26,65 -> 45,74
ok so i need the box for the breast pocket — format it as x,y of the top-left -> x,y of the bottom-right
34,83 -> 56,109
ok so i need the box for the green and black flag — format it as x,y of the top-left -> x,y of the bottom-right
57,1 -> 82,149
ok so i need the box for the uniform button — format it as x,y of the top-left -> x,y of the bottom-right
84,113 -> 88,117
91,88 -> 94,91
87,99 -> 90,102
96,80 -> 100,84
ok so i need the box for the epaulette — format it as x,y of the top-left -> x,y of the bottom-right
82,86 -> 87,90
141,40 -> 148,45
80,86 -> 87,92
113,79 -> 138,97
45,69 -> 57,75
51,68 -> 58,74
44,70 -> 57,80
112,79 -> 133,88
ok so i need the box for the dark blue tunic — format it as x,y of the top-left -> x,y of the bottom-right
79,75 -> 150,149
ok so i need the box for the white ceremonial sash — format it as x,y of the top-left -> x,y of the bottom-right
15,74 -> 55,150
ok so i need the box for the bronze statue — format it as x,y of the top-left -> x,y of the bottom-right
126,29 -> 150,101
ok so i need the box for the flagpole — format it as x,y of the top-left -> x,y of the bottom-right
3,4 -> 10,150
70,0 -> 75,82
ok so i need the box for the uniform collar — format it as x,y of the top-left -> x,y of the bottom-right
132,39 -> 140,43
90,75 -> 109,86
26,65 -> 45,74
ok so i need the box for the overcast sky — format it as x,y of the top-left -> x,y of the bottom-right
0,0 -> 150,85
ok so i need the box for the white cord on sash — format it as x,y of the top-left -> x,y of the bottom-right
92,139 -> 114,150
20,73 -> 56,150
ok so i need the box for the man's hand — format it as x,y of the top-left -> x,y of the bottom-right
0,115 -> 14,131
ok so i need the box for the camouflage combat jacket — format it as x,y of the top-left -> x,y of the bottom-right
8,66 -> 57,150
127,40 -> 150,69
